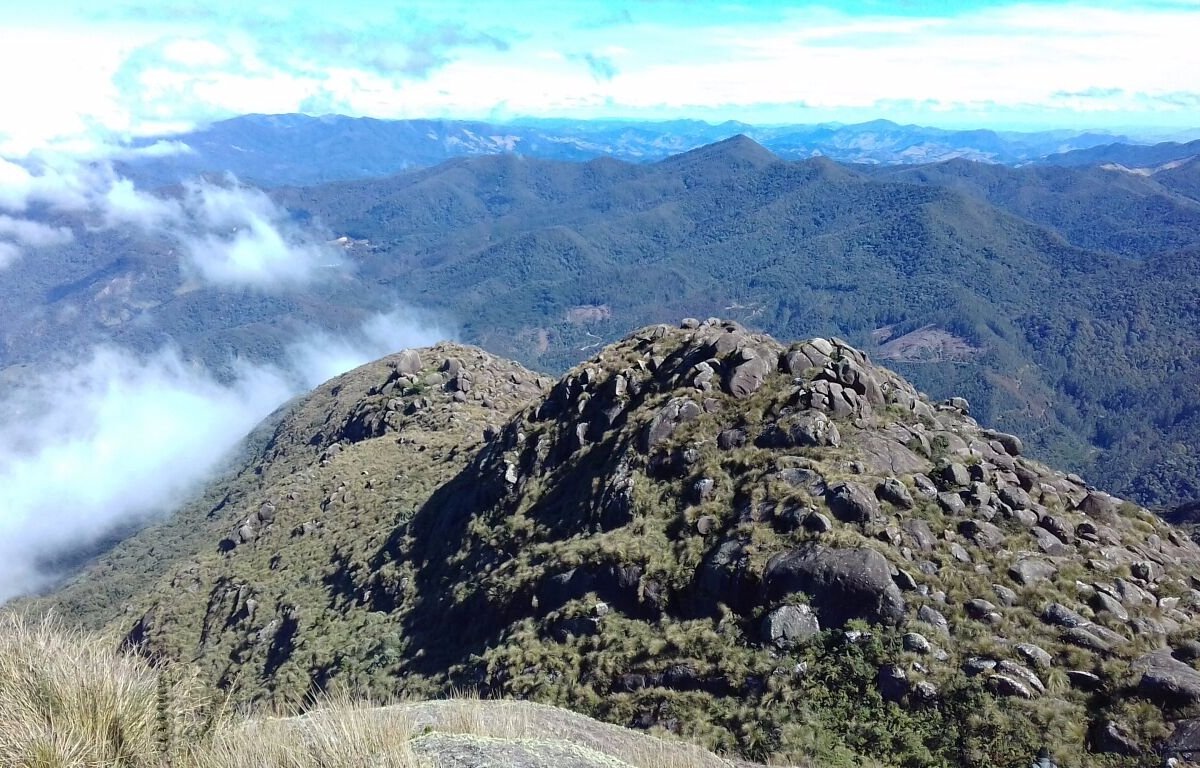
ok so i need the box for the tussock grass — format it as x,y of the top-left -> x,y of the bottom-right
0,612 -> 225,767
0,614 -> 749,768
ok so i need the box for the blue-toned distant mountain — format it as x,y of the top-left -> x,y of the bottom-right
1037,138 -> 1200,168
120,114 -> 1152,188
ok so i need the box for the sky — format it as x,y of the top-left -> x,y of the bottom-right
1,0 -> 1198,154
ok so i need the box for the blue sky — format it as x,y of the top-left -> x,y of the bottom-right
1,0 -> 1198,153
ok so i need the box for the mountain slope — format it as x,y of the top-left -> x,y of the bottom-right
1038,139 -> 1200,168
273,139 -> 1200,506
51,321 -> 1200,767
878,158 -> 1200,259
9,139 -> 1200,510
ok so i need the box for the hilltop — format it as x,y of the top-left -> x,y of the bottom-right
40,320 -> 1200,767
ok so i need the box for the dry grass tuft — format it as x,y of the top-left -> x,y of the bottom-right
0,614 -> 756,768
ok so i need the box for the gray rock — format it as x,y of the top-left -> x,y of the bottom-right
1068,670 -> 1102,690
1042,602 -> 1087,628
1062,627 -> 1114,653
1134,649 -> 1200,708
1090,721 -> 1141,756
717,428 -> 746,450
938,492 -> 967,516
1033,527 -> 1069,556
892,568 -> 919,592
982,429 -> 1023,456
763,543 -> 906,628
948,542 -> 972,563
965,598 -> 997,620
1090,591 -> 1129,621
999,485 -> 1031,510
959,520 -> 1004,549
802,512 -> 834,534
1015,643 -> 1053,669
642,397 -> 702,451
762,604 -> 821,649
765,411 -> 841,448
902,519 -> 936,551
1077,492 -> 1120,520
903,632 -> 932,654
996,660 -> 1045,693
992,584 -> 1018,606
781,343 -> 832,376
937,462 -> 972,489
394,348 -> 423,376
917,605 -> 949,633
1131,561 -> 1159,583
876,477 -> 914,509
988,674 -> 1035,699
964,657 -> 997,676
911,474 -> 938,499
967,482 -> 993,507
1039,515 -> 1073,543
774,466 -> 827,497
912,680 -> 938,702
825,481 -> 880,524
726,354 -> 773,399
1009,558 -> 1057,586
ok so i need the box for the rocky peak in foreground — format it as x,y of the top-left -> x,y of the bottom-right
85,321 -> 1200,766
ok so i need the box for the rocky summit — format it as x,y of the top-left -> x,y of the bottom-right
48,320 -> 1200,767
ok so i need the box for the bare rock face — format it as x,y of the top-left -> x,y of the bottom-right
763,543 -> 906,627
1134,649 -> 1200,709
762,604 -> 820,649
825,481 -> 880,524
725,350 -> 773,399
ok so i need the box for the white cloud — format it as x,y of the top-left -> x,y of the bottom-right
287,308 -> 449,390
0,346 -> 293,600
0,215 -> 73,247
102,177 -> 182,229
0,306 -> 450,602
176,180 -> 342,288
0,214 -> 73,269
0,241 -> 20,269
0,153 -> 339,289
3,1 -> 1197,152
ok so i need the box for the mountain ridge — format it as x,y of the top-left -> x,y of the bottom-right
37,320 -> 1200,767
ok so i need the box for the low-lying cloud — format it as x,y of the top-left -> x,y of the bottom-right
176,181 -> 341,288
0,308 -> 448,603
0,213 -> 74,270
0,154 -> 339,288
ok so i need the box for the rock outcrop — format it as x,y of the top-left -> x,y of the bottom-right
59,320 -> 1200,768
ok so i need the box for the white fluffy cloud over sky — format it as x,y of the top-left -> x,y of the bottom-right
0,309 -> 447,601
0,1 -> 1198,153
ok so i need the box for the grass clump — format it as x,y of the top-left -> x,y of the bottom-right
0,613 -> 747,768
0,612 -> 225,767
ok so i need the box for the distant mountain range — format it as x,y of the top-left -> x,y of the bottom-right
9,134 -> 1200,509
118,113 -> 1198,188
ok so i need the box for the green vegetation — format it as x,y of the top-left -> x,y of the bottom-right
0,613 -> 734,768
35,324 -> 1197,767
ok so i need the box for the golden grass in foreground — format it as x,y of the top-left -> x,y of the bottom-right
0,614 -> 752,768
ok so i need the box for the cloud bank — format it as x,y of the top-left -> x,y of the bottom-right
0,209 -> 75,270
0,308 -> 448,603
0,154 -> 340,287
175,181 -> 341,288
